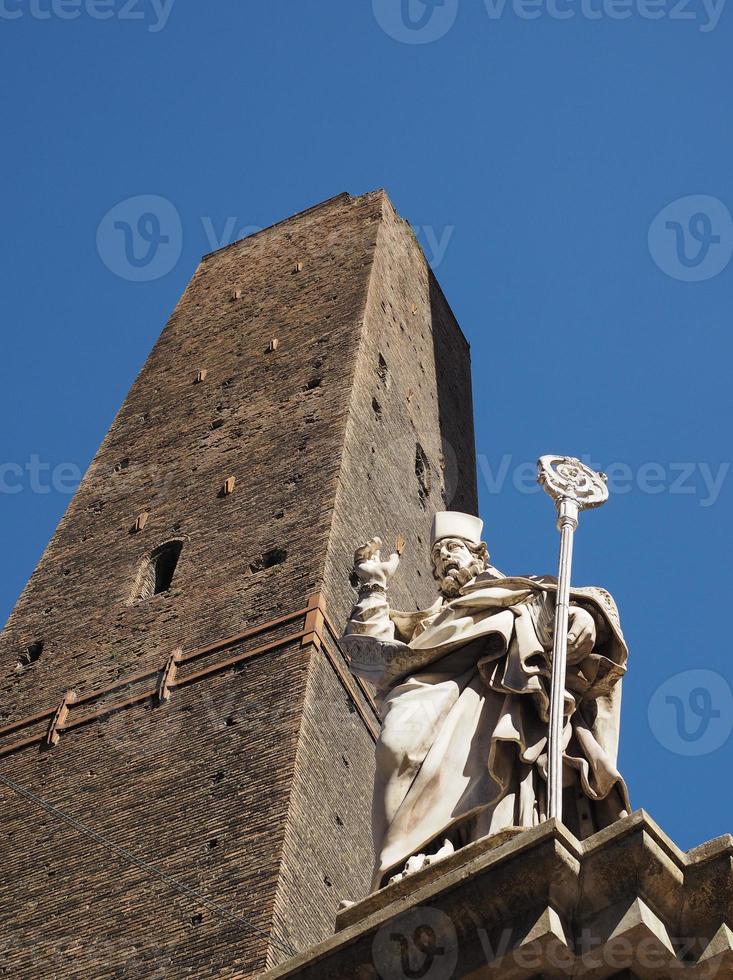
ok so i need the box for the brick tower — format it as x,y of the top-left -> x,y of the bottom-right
0,190 -> 478,977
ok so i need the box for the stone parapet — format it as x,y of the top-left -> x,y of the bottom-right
263,811 -> 733,979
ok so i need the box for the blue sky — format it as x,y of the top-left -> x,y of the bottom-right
2,2 -> 732,851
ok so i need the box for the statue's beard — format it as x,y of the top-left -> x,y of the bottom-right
438,559 -> 484,598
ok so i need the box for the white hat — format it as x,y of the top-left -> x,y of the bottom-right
430,511 -> 484,548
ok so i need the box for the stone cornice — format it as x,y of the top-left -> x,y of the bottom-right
262,812 -> 733,979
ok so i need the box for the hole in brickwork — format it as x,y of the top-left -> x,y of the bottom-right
415,444 -> 432,508
377,354 -> 389,383
190,914 -> 204,926
335,815 -> 343,827
323,875 -> 333,888
212,771 -> 225,784
210,419 -> 224,431
342,754 -> 350,769
129,540 -> 184,603
303,377 -> 322,391
206,839 -> 219,851
114,458 -> 130,473
371,398 -> 383,421
224,715 -> 237,728
249,548 -> 288,574
16,640 -> 43,672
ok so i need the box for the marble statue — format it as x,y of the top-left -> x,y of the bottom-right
341,511 -> 630,892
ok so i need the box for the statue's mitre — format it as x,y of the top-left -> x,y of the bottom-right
430,511 -> 484,548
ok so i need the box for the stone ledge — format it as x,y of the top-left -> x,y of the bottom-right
261,811 -> 733,979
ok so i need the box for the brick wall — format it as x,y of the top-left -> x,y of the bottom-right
322,192 -> 477,630
272,194 -> 478,968
1,642 -> 307,978
0,190 -> 477,977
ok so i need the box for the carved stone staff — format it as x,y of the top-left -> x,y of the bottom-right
537,455 -> 609,823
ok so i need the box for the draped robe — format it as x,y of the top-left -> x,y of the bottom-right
341,570 -> 630,890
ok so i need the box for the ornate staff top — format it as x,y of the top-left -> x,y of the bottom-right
537,455 -> 609,531
537,455 -> 609,509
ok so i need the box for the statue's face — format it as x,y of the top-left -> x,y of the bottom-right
431,538 -> 475,580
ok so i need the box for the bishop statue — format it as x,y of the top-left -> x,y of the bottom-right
341,511 -> 629,892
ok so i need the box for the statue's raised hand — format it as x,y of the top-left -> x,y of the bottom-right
350,537 -> 401,591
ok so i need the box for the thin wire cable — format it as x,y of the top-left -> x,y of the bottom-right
0,772 -> 298,959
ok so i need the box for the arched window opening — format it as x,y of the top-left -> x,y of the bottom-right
130,540 -> 184,603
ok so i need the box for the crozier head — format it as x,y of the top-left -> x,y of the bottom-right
430,512 -> 489,598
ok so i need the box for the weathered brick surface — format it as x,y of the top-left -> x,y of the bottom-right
0,643 -> 308,979
267,635 -> 378,968
0,190 -> 477,977
269,194 -> 479,967
322,194 -> 477,629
